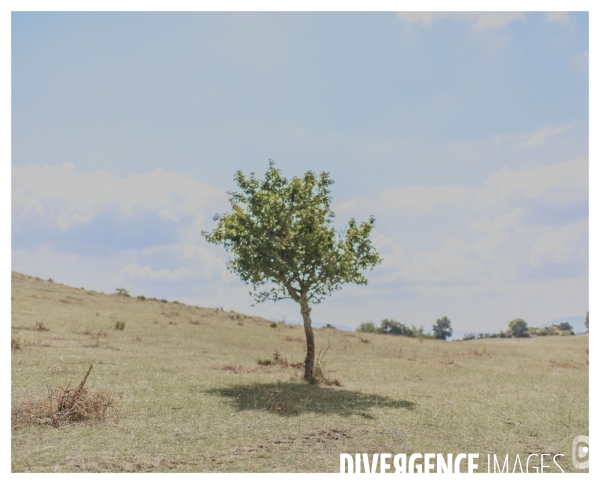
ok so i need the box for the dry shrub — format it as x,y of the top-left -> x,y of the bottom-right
11,338 -> 22,351
12,365 -> 117,429
309,341 -> 342,386
256,351 -> 306,371
312,365 -> 342,387
285,336 -> 304,343
34,321 -> 49,331
359,336 -> 370,343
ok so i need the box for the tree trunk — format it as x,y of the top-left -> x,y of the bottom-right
300,303 -> 315,381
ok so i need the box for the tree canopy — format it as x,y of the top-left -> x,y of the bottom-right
202,162 -> 382,380
508,318 -> 529,338
432,316 -> 452,340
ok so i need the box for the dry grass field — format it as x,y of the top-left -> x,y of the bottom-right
11,271 -> 588,472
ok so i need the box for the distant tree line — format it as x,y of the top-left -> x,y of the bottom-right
358,316 -> 453,340
462,317 -> 578,340
357,313 -> 587,342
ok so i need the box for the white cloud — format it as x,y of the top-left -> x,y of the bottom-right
529,220 -> 587,268
396,12 -> 526,31
373,157 -> 587,289
489,124 -> 570,149
517,126 -> 568,148
485,158 -> 588,205
373,210 -> 521,286
381,185 -> 492,215
545,12 -> 571,26
381,158 -> 587,215
12,163 -> 226,230
335,196 -> 367,213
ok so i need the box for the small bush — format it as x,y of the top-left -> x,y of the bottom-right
557,322 -> 573,331
160,299 -> 168,303
270,322 -> 278,328
357,321 -> 378,333
115,288 -> 130,297
12,338 -> 22,351
137,295 -> 146,301
324,323 -> 336,329
114,321 -> 126,330
462,333 -> 476,341
380,319 -> 412,336
257,357 -> 273,366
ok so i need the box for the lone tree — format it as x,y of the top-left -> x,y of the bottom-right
202,162 -> 382,381
432,316 -> 452,340
508,318 -> 529,338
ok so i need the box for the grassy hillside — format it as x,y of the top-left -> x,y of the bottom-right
11,271 -> 588,472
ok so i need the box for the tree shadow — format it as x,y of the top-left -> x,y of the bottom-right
206,381 -> 415,418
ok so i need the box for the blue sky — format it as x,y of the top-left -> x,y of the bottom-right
11,11 -> 589,334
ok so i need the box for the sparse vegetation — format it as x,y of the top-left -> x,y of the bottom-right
530,324 -> 574,337
12,338 -> 22,351
137,295 -> 146,301
115,288 -> 130,297
358,319 -> 434,339
114,321 -> 126,330
11,271 -> 588,472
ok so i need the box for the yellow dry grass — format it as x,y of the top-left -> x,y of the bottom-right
11,271 -> 588,472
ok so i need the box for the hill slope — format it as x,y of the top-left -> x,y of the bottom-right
11,271 -> 589,472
